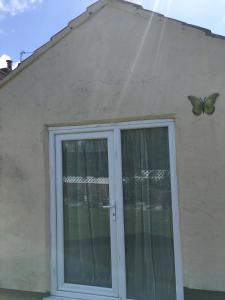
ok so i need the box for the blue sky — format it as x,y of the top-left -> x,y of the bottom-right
0,0 -> 225,68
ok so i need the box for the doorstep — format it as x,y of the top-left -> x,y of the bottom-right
43,297 -> 74,300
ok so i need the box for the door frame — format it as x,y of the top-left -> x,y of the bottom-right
48,119 -> 184,300
54,131 -> 119,298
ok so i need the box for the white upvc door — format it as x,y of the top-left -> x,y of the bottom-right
48,120 -> 184,300
54,131 -> 120,300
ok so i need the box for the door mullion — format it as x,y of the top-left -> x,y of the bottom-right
55,135 -> 65,289
114,128 -> 127,300
107,133 -> 119,297
168,123 -> 184,300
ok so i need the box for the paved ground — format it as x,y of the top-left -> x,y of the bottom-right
1,287 -> 225,300
0,289 -> 47,300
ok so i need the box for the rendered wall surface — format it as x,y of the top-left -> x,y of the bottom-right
0,1 -> 225,294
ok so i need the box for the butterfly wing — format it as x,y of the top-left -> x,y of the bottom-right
204,93 -> 219,115
188,96 -> 203,115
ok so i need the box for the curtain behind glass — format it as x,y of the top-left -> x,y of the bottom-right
62,139 -> 112,288
121,128 -> 176,300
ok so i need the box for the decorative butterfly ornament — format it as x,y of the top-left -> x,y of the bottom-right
188,93 -> 219,116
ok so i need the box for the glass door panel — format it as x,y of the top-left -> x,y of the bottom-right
62,138 -> 112,288
52,122 -> 182,300
121,127 -> 176,300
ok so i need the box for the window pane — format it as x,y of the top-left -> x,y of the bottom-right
121,127 -> 176,300
62,139 -> 112,288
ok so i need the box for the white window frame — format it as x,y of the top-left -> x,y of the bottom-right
48,119 -> 184,300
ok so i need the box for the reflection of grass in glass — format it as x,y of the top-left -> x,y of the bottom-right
64,207 -> 110,241
64,207 -> 112,287
64,207 -> 174,291
125,208 -> 173,238
64,255 -> 111,287
64,207 -> 173,241
64,237 -> 112,287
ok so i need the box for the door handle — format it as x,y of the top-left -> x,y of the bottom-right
102,204 -> 115,209
102,203 -> 116,221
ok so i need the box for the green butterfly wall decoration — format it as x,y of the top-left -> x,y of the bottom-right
188,93 -> 219,116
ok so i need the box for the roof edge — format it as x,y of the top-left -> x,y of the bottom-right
0,0 -> 109,89
114,0 -> 225,41
0,0 -> 225,90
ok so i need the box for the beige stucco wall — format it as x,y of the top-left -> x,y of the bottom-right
0,0 -> 225,293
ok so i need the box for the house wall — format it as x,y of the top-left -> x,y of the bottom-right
0,1 -> 225,298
